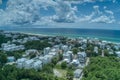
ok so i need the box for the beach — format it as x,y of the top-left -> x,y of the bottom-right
0,26 -> 120,43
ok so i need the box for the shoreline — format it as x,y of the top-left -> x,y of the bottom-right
4,30 -> 120,44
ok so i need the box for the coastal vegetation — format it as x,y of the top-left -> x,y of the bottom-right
24,40 -> 52,50
82,56 -> 120,80
0,34 -> 12,46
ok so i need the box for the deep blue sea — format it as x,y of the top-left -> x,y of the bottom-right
0,26 -> 120,43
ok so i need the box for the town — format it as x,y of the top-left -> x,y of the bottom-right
0,30 -> 120,80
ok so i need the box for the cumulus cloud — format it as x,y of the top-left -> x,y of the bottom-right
79,5 -> 115,24
0,0 -> 117,26
0,0 -> 78,25
52,0 -> 77,23
91,15 -> 115,23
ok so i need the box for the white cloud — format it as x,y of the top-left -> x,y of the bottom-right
105,10 -> 114,15
52,0 -> 77,23
0,0 -> 117,26
104,6 -> 107,9
0,0 -> 78,25
93,5 -> 103,15
79,12 -> 94,22
112,0 -> 116,3
79,5 -> 115,24
90,15 -> 115,23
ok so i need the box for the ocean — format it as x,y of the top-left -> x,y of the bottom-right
0,26 -> 120,43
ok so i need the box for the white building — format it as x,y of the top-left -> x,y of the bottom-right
16,58 -> 27,68
115,51 -> 120,57
24,59 -> 34,69
32,60 -> 42,70
71,59 -> 80,67
94,46 -> 98,54
49,51 -> 57,57
44,47 -> 50,55
74,69 -> 83,78
44,55 -> 53,63
63,51 -> 73,63
1,43 -> 25,51
77,52 -> 87,63
61,45 -> 69,53
53,45 -> 60,51
39,56 -> 49,64
25,49 -> 39,56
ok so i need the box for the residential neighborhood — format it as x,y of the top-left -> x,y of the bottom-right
0,31 -> 120,80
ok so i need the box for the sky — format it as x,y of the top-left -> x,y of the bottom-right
0,0 -> 120,29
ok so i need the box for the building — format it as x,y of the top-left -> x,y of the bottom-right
25,49 -> 39,56
1,43 -> 25,51
24,59 -> 34,69
115,51 -> 120,57
39,56 -> 49,65
71,59 -> 80,67
94,46 -> 98,54
32,60 -> 42,70
77,52 -> 86,63
63,51 -> 73,63
49,51 -> 57,56
16,58 -> 27,68
61,45 -> 69,53
53,45 -> 60,51
44,47 -> 50,55
74,69 -> 83,78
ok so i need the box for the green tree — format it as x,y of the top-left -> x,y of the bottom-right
61,61 -> 67,69
52,57 -> 59,65
66,70 -> 73,80
72,48 -> 78,55
0,53 -> 7,65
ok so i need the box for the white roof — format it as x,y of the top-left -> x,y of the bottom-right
49,52 -> 56,56
116,51 -> 120,54
74,69 -> 82,74
78,52 -> 86,57
17,58 -> 27,63
25,59 -> 34,65
63,59 -> 70,63
66,51 -> 73,54
33,61 -> 42,66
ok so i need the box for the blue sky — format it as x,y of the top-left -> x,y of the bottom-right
0,0 -> 120,29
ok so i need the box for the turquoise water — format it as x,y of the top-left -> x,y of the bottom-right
0,26 -> 120,43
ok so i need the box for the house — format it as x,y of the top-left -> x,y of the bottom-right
61,45 -> 69,53
32,60 -> 42,70
16,58 -> 27,68
115,51 -> 120,57
63,59 -> 70,63
49,51 -> 57,57
39,56 -> 49,64
94,46 -> 98,54
25,49 -> 39,56
24,59 -> 34,69
50,48 -> 57,52
74,69 -> 83,78
53,45 -> 60,51
28,36 -> 39,41
71,59 -> 80,67
63,51 -> 73,63
44,47 -> 50,55
77,52 -> 87,63
44,55 -> 53,63
1,43 -> 25,51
